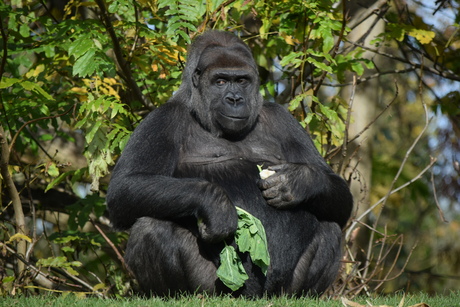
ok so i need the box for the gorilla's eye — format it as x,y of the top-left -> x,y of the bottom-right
237,78 -> 249,85
216,79 -> 227,86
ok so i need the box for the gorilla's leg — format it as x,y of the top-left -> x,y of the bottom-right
288,221 -> 342,295
125,217 -> 219,296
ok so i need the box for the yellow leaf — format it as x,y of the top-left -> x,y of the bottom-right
8,233 -> 32,244
280,32 -> 299,46
345,262 -> 353,274
70,87 -> 88,95
25,64 -> 45,78
93,283 -> 106,291
408,28 -> 435,44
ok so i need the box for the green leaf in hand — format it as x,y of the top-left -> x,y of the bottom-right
216,245 -> 248,291
235,207 -> 271,275
215,207 -> 270,291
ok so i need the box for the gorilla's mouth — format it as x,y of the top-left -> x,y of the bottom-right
217,112 -> 251,135
219,112 -> 249,121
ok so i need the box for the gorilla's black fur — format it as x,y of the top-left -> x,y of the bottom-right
107,31 -> 353,297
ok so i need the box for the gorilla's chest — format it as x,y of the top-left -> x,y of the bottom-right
178,132 -> 284,167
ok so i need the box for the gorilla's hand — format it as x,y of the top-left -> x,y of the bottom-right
258,164 -> 309,209
196,184 -> 238,243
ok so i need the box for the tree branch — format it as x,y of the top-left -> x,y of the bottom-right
94,0 -> 153,110
346,0 -> 390,30
347,40 -> 460,82
0,126 -> 27,275
8,104 -> 75,154
0,16 -> 28,275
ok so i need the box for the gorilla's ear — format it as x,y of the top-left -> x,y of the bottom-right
192,68 -> 201,88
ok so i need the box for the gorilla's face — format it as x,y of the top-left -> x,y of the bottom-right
191,45 -> 262,138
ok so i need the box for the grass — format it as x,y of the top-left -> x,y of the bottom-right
2,292 -> 460,307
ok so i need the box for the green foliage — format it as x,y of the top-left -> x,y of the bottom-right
158,0 -> 203,43
36,257 -> 82,276
67,194 -> 106,230
382,23 -> 436,45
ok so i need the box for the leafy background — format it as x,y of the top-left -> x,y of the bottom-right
0,0 -> 459,298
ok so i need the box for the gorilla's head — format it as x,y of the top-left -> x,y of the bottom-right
175,31 -> 263,138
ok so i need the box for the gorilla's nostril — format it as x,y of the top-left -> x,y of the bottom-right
225,95 -> 243,106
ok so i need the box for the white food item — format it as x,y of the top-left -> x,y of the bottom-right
259,169 -> 276,180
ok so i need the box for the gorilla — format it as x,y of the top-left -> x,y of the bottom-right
107,30 -> 353,297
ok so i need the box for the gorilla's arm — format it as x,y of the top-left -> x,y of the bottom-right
106,104 -> 237,242
258,103 -> 352,228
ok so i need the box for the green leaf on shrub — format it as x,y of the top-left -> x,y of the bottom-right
73,49 -> 97,77
37,256 -> 82,276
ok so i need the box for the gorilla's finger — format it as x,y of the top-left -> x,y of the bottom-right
261,186 -> 280,199
258,174 -> 286,190
268,164 -> 288,172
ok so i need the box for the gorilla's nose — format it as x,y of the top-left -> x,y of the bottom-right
225,94 -> 244,107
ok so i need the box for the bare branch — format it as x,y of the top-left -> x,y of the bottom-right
91,219 -> 131,274
314,67 -> 418,88
431,170 -> 449,223
346,59 -> 435,243
347,81 -> 398,145
347,41 -> 460,82
347,0 -> 390,30
338,74 -> 357,175
346,157 -> 437,241
0,242 -> 107,297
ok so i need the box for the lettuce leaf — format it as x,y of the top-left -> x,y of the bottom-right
216,206 -> 270,291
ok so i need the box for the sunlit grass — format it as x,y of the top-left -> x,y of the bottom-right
3,291 -> 460,307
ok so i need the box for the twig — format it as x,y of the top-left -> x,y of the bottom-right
38,0 -> 60,24
325,82 -> 397,160
128,0 -> 141,61
374,59 -> 431,218
338,74 -> 357,174
347,40 -> 460,82
90,219 -> 129,273
430,170 -> 449,223
8,104 -> 75,153
346,0 -> 390,30
353,219 -> 393,238
346,157 -> 437,241
0,242 -> 106,297
347,81 -> 398,145
311,67 -> 418,88
347,61 -> 434,278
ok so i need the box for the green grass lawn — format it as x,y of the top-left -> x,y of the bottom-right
2,292 -> 460,307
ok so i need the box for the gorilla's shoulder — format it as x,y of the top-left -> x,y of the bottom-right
261,101 -> 284,112
260,102 -> 296,122
135,101 -> 191,135
150,100 -> 189,117
143,101 -> 190,123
